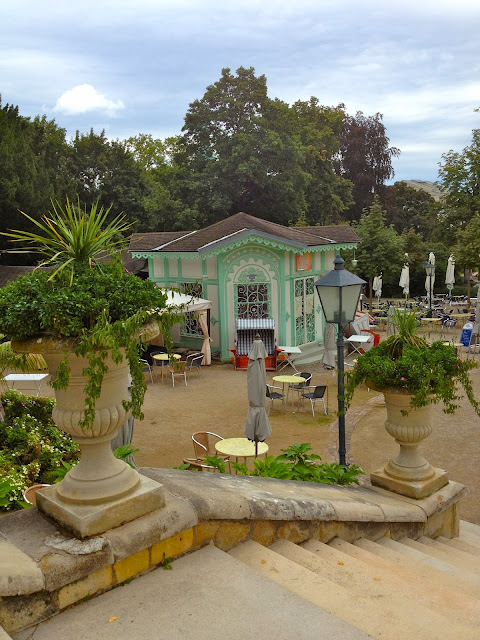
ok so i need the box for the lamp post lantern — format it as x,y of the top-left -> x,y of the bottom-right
315,255 -> 366,465
423,261 -> 436,311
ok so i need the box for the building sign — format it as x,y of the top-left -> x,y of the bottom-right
296,252 -> 312,272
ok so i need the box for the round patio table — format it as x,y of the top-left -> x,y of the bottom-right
272,374 -> 306,409
215,437 -> 268,467
152,353 -> 181,382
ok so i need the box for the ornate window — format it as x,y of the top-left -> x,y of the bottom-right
235,283 -> 271,319
180,282 -> 204,337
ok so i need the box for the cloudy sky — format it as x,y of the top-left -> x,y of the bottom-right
1,0 -> 479,183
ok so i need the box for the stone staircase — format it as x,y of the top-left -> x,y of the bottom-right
12,520 -> 480,640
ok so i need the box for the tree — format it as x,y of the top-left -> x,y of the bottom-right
0,98 -> 69,263
336,111 -> 400,220
126,134 -> 201,231
351,197 -> 404,308
438,128 -> 480,231
454,215 -> 480,302
66,130 -> 148,228
180,67 -> 310,226
291,98 -> 354,224
383,181 -> 439,240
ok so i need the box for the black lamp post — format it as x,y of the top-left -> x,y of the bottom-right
423,261 -> 436,311
314,255 -> 366,466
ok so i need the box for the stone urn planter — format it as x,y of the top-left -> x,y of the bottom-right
12,332 -> 164,538
370,389 -> 449,499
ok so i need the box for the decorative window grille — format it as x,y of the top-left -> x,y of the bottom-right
180,282 -> 204,337
235,283 -> 271,319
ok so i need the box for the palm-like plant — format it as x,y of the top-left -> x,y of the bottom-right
383,308 -> 427,359
1,198 -> 131,282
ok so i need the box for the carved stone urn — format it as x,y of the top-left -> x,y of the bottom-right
12,331 -> 164,538
370,389 -> 449,499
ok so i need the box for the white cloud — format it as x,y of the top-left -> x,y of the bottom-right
54,84 -> 124,116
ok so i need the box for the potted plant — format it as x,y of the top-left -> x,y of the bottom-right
345,309 -> 479,498
0,199 -> 177,534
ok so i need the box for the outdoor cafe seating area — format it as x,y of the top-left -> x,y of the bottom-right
141,346 -> 206,387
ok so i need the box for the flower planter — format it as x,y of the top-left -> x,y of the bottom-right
12,335 -> 165,538
370,389 -> 449,499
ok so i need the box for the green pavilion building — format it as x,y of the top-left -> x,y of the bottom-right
129,213 -> 359,363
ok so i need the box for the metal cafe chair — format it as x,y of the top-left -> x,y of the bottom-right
300,385 -> 329,417
139,358 -> 154,384
266,384 -> 284,414
168,360 -> 188,387
186,352 -> 204,375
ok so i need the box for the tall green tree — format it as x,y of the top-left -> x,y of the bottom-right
126,133 -> 201,231
66,130 -> 148,228
438,128 -> 480,231
352,196 -> 404,307
383,181 -> 439,240
454,215 -> 480,302
179,66 -> 310,225
291,98 -> 354,224
0,98 -> 69,263
336,111 -> 400,221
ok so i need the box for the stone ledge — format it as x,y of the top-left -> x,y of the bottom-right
103,489 -> 197,561
0,536 -> 44,597
0,470 -> 467,634
143,468 -> 462,524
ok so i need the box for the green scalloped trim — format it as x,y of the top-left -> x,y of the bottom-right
131,242 -> 357,261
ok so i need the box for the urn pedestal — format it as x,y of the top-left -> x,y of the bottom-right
12,337 -> 165,538
370,390 -> 449,499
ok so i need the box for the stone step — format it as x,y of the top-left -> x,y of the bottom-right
418,535 -> 480,568
460,520 -> 480,548
377,537 -> 480,590
229,539 -> 476,640
12,545 -> 369,640
353,537 -> 480,601
401,536 -> 480,573
461,519 -> 480,540
312,536 -> 480,630
437,534 -> 480,556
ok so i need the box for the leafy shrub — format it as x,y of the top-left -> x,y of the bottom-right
0,390 -> 80,509
182,443 -> 364,486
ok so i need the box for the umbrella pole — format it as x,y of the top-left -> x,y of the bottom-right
255,439 -> 258,458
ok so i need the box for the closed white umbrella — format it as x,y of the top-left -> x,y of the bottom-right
445,255 -> 455,287
372,274 -> 382,301
399,264 -> 409,298
425,252 -> 436,297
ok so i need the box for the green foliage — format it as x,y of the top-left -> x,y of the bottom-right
187,443 -> 363,486
0,334 -> 46,377
159,553 -> 173,570
204,455 -> 227,473
352,197 -> 405,283
113,444 -> 139,469
0,479 -> 30,510
0,202 -> 177,428
337,111 -> 400,221
345,311 -> 479,415
383,181 -> 439,241
0,390 -> 80,510
438,128 -> 480,232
